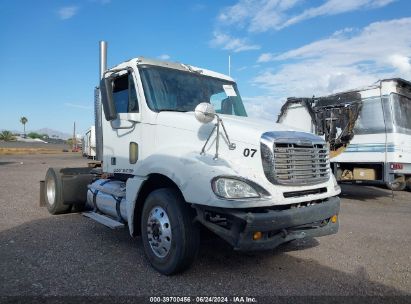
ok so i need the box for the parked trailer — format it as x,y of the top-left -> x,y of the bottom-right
82,126 -> 96,159
278,78 -> 411,191
40,41 -> 341,275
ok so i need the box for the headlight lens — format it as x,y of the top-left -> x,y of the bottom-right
213,177 -> 260,199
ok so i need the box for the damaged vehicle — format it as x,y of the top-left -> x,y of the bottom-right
278,78 -> 411,191
40,41 -> 341,275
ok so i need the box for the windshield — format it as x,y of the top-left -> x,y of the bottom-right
391,93 -> 411,134
139,65 -> 247,117
353,96 -> 392,134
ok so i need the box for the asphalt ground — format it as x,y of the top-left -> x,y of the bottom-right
0,154 -> 410,299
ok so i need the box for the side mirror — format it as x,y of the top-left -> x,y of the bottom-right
194,102 -> 216,124
100,77 -> 117,121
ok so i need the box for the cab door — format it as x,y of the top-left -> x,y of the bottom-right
102,70 -> 142,174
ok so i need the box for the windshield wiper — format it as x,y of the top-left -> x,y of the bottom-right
158,109 -> 188,113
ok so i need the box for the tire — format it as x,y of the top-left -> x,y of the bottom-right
406,176 -> 411,192
141,188 -> 200,275
386,178 -> 406,191
44,168 -> 72,214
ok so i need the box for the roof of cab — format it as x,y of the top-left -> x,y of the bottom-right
108,56 -> 235,83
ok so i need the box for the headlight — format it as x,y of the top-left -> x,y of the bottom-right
211,176 -> 270,199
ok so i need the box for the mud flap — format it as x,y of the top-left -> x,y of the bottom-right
39,180 -> 46,207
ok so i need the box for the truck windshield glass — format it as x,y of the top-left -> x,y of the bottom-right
391,93 -> 411,134
353,97 -> 392,134
140,66 -> 247,116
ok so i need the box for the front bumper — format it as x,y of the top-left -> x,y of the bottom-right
194,196 -> 340,251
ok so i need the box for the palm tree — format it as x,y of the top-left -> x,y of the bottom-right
20,116 -> 28,136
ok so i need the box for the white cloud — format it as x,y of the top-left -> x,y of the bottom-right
257,53 -> 276,63
280,0 -> 396,29
243,96 -> 283,121
58,6 -> 79,20
388,54 -> 411,74
210,31 -> 260,53
249,18 -> 411,117
64,103 -> 92,110
217,0 -> 395,32
218,0 -> 301,32
158,54 -> 171,60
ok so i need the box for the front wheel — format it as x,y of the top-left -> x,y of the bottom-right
141,188 -> 200,275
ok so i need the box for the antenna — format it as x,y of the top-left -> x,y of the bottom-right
228,55 -> 231,77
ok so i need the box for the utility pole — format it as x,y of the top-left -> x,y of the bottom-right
72,121 -> 77,152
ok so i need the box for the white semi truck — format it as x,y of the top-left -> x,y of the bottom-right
82,126 -> 96,159
278,78 -> 411,191
41,41 -> 341,275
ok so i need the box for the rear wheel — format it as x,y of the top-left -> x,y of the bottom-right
386,177 -> 406,191
406,176 -> 411,191
44,168 -> 71,214
141,188 -> 199,275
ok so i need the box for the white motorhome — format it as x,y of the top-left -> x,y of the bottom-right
82,126 -> 96,159
278,78 -> 411,191
41,41 -> 340,275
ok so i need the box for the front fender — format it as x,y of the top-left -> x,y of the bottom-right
135,151 -> 237,205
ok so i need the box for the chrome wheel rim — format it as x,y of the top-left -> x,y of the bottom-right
46,177 -> 56,206
147,206 -> 172,258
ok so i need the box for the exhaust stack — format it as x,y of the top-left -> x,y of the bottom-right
95,40 -> 107,161
99,41 -> 107,80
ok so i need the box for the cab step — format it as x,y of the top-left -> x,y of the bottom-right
82,212 -> 125,229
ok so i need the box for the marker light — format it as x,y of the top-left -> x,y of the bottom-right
253,232 -> 263,241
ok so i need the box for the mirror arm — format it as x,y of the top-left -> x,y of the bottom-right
200,122 -> 217,156
215,116 -> 220,160
200,114 -> 236,160
218,115 -> 236,150
195,102 -> 236,159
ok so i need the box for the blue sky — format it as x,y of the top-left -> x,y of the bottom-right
1,0 -> 410,135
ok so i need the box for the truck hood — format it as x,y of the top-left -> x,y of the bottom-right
155,111 -> 302,145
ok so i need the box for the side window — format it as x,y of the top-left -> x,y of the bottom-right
210,92 -> 234,115
112,73 -> 139,113
208,84 -> 247,116
210,92 -> 225,113
354,97 -> 386,134
128,74 -> 139,112
391,93 -> 411,134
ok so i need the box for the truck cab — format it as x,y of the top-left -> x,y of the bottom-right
42,42 -> 341,275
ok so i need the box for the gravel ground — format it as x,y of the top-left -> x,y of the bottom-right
0,154 -> 410,298
0,141 -> 68,150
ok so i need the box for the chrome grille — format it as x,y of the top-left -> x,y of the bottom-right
261,131 -> 330,186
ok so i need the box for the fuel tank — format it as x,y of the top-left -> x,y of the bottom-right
86,179 -> 127,222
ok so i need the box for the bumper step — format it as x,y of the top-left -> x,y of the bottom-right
83,212 -> 125,229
